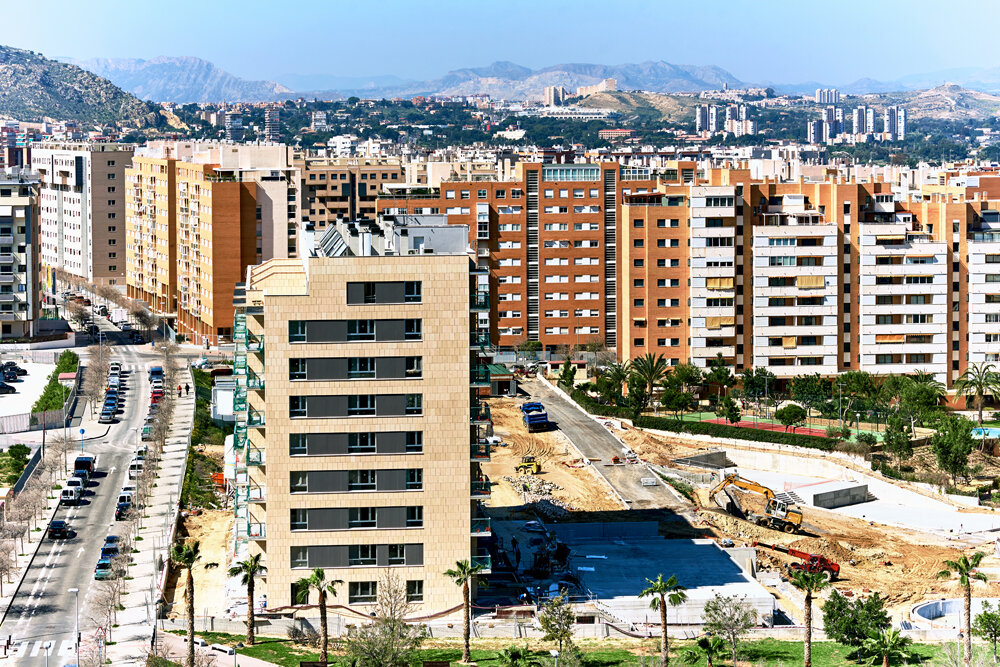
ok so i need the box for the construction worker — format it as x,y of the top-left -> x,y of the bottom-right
177,384 -> 182,398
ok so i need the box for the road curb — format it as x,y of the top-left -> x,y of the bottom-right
0,485 -> 63,628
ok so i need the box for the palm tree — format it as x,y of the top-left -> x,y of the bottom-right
789,570 -> 830,667
445,560 -> 485,664
497,644 -> 530,667
639,574 -> 687,667
939,552 -> 988,667
604,361 -> 631,401
862,628 -> 912,667
294,568 -> 343,664
228,552 -> 266,645
631,353 -> 670,402
681,636 -> 727,667
956,363 -> 1000,425
911,370 -> 946,397
169,541 -> 217,667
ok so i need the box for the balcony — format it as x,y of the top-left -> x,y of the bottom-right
0,254 -> 15,264
234,424 -> 247,447
0,274 -> 15,284
248,447 -> 265,466
248,408 -> 266,427
247,368 -> 265,391
0,294 -> 18,304
471,553 -> 492,573
471,478 -> 492,498
234,355 -> 247,374
470,401 -> 491,425
248,522 -> 266,540
247,334 -> 265,353
470,332 -> 494,350
471,517 -> 491,536
470,441 -> 491,461
233,390 -> 247,413
471,291 -> 490,312
247,486 -> 266,503
470,365 -> 490,387
0,236 -> 13,245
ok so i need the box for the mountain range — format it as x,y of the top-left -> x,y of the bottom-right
0,45 -> 159,127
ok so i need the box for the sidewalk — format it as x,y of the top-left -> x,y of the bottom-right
104,366 -> 194,664
160,632 -> 279,666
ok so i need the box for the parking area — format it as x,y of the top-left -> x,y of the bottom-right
0,361 -> 56,417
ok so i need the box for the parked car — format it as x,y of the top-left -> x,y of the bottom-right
98,409 -> 115,424
104,535 -> 120,546
2,362 -> 25,375
109,362 -> 122,374
100,544 -> 119,560
0,382 -> 16,395
47,520 -> 70,539
3,370 -> 18,382
60,487 -> 81,505
65,477 -> 85,495
114,502 -> 131,520
94,558 -> 114,580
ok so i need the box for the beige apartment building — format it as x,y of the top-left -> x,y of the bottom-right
31,142 -> 133,289
232,215 -> 491,611
297,155 -> 405,234
126,141 -> 300,344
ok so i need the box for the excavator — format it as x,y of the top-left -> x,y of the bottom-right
753,542 -> 840,581
709,473 -> 803,534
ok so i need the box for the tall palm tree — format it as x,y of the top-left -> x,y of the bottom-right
604,361 -> 631,401
861,628 -> 912,667
294,568 -> 343,664
445,559 -> 485,664
631,353 -> 669,400
228,552 -> 266,646
789,570 -> 829,667
956,363 -> 1000,425
681,636 -> 726,667
911,370 -> 946,397
169,541 -> 217,667
639,574 -> 687,667
939,552 -> 988,667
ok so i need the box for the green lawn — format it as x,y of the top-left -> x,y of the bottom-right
169,630 -> 946,666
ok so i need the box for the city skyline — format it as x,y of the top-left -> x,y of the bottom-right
3,0 -> 998,89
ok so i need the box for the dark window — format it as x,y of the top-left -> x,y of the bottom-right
405,432 -> 423,453
349,545 -> 377,566
348,320 -> 376,341
348,395 -> 376,416
289,320 -> 306,342
348,433 -> 376,453
290,358 -> 306,380
349,470 -> 377,491
349,508 -> 376,528
406,469 -> 423,490
349,581 -> 377,604
405,394 -> 423,415
404,281 -> 421,303
405,357 -> 422,378
388,544 -> 406,565
406,506 -> 423,527
290,509 -> 307,531
348,357 -> 376,379
290,396 -> 307,418
406,580 -> 424,602
404,319 -> 422,340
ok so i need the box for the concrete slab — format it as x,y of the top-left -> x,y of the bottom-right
796,480 -> 869,509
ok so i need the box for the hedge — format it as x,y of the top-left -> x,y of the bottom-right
562,383 -> 632,419
31,350 -> 79,413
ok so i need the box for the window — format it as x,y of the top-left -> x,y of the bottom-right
348,395 -> 376,416
290,434 -> 308,455
404,281 -> 422,302
405,394 -> 423,415
349,470 -> 377,491
511,189 -> 522,199
634,239 -> 644,248
405,432 -> 423,453
633,219 -> 644,228
348,320 -> 376,341
349,507 -> 377,528
406,580 -> 424,602
349,581 -> 377,604
406,469 -> 423,490
406,506 -> 423,527
634,338 -> 645,347
349,433 -> 376,453
768,238 -> 795,246
290,396 -> 307,418
477,189 -> 487,199
460,190 -> 470,199
290,547 -> 308,568
290,472 -> 308,493
769,256 -> 795,266
290,509 -> 307,531
348,357 -> 376,379
290,359 -> 306,380
349,545 -> 377,566
706,237 -> 732,247
289,320 -> 306,342
404,319 -> 421,340
405,357 -> 422,378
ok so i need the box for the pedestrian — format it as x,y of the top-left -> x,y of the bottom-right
511,536 -> 519,551
177,384 -> 182,398
185,383 -> 190,396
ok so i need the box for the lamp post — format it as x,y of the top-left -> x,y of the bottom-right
43,641 -> 51,667
855,412 -> 861,439
68,587 -> 79,666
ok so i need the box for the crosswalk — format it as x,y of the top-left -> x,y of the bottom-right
8,638 -> 77,658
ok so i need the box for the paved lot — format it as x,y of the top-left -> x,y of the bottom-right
0,361 -> 56,417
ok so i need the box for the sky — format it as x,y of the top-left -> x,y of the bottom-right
1,0 -> 993,86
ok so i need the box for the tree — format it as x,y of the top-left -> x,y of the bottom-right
169,540 -> 217,667
538,590 -> 574,651
672,363 -> 703,396
631,353 -> 669,399
601,361 -> 631,402
639,574 -> 687,667
558,359 -> 577,387
789,570 -> 830,667
790,374 -> 834,418
931,415 -> 977,485
956,363 -> 999,425
444,559 -> 485,664
660,385 -> 693,419
702,593 -> 757,665
342,570 -> 426,667
775,404 -> 807,432
228,552 -> 266,645
294,568 -> 343,664
716,395 -> 741,425
822,590 -> 890,652
626,374 -> 650,421
939,552 -> 988,667
972,600 -> 1000,662
497,645 -> 531,667
680,636 -> 726,667
705,353 -> 734,399
881,412 -> 913,472
861,628 -> 912,667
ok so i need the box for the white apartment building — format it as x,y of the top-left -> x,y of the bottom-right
967,210 -> 1000,365
751,200 -> 840,376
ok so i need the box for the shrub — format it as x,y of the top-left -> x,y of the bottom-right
856,432 -> 878,447
634,415 -> 836,451
31,350 -> 80,413
835,440 -> 872,457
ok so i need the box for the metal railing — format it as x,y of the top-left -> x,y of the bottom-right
471,291 -> 490,310
471,517 -> 491,535
470,401 -> 491,424
470,442 -> 491,461
470,365 -> 491,386
248,408 -> 266,427
471,479 -> 491,498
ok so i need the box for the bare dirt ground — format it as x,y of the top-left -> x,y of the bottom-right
164,509 -> 233,618
482,398 -> 622,514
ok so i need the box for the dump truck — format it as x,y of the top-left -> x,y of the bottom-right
521,402 -> 549,432
709,473 -> 803,534
515,455 -> 541,475
753,541 -> 840,580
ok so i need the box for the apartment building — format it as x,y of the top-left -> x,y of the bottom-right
231,215 -> 490,612
296,156 -> 405,233
125,141 -> 299,344
31,142 -> 133,288
0,173 -> 41,338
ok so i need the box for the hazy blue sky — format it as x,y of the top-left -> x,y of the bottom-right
3,0 -> 992,85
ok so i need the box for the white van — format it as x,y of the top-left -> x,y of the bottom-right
60,487 -> 81,505
117,492 -> 133,505
127,459 -> 144,480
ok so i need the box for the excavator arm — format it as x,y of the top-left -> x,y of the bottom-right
710,474 -> 776,500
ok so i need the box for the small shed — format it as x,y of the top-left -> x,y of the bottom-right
488,363 -> 517,397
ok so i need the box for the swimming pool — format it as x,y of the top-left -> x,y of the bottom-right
973,427 -> 1000,438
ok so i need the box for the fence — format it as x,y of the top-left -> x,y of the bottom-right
10,447 -> 41,496
0,369 -> 78,436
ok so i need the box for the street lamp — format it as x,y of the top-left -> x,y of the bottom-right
550,649 -> 560,667
43,641 -> 51,667
68,587 -> 80,666
234,642 -> 244,665
855,412 -> 861,439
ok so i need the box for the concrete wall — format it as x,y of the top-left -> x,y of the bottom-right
809,483 -> 869,509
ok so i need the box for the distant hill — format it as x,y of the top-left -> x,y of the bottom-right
70,56 -> 292,103
0,45 -> 159,127
881,83 -> 1000,120
577,91 -> 702,123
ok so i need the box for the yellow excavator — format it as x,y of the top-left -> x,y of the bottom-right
709,473 -> 803,534
515,455 -> 542,475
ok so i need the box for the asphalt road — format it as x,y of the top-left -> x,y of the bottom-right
2,316 -> 162,665
522,379 -> 690,511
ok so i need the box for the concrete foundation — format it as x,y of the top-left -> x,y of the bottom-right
797,480 -> 870,509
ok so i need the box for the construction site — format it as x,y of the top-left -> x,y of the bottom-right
474,376 -> 1000,635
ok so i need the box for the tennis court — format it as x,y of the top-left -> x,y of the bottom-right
703,417 -> 829,438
